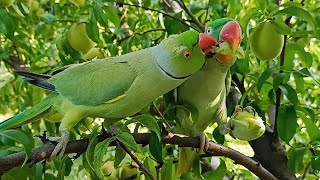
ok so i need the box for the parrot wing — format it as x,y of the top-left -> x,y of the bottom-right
48,58 -> 138,106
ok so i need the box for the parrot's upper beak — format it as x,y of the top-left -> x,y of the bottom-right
198,33 -> 218,58
219,21 -> 242,52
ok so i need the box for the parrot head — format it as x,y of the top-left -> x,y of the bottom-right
206,18 -> 243,65
156,30 -> 218,79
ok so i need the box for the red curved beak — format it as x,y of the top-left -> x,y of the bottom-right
199,33 -> 218,57
219,21 -> 242,52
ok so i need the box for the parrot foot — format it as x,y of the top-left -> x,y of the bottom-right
194,132 -> 210,153
234,105 -> 243,114
243,106 -> 256,116
47,130 -> 70,160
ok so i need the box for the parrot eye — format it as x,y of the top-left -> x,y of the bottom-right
183,51 -> 192,58
206,27 -> 212,34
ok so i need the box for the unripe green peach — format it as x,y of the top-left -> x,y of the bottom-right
67,23 -> 95,54
230,106 -> 265,141
101,161 -> 118,180
29,0 -> 39,12
119,164 -> 137,180
84,48 -> 105,60
250,21 -> 284,60
0,0 -> 15,7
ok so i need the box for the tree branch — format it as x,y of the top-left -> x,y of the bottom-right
114,1 -> 199,32
117,28 -> 166,44
176,0 -> 205,32
0,133 -> 277,180
117,140 -> 154,180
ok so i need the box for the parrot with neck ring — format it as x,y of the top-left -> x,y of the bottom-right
175,18 -> 244,177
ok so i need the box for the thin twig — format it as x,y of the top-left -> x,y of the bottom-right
176,0 -> 205,32
117,140 -> 155,180
53,19 -> 78,23
301,161 -> 310,180
204,2 -> 210,24
114,1 -> 198,31
152,102 -> 171,128
117,28 -> 166,44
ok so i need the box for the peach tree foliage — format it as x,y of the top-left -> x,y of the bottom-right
0,0 -> 319,179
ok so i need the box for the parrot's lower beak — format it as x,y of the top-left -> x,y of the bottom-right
199,33 -> 218,58
219,21 -> 242,52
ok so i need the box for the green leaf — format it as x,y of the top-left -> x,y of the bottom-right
191,154 -> 201,177
87,11 -> 100,43
287,147 -> 308,173
278,84 -> 298,107
293,72 -> 304,93
116,132 -> 138,151
271,19 -> 291,35
131,115 -> 161,140
93,2 -> 108,27
102,5 -> 120,28
114,145 -> 126,167
149,131 -> 163,163
0,9 -> 17,40
160,158 -> 175,180
297,111 -> 320,142
203,159 -> 227,179
143,157 -> 157,180
284,47 -> 295,71
234,57 -> 249,75
9,4 -> 25,18
35,162 -> 43,180
257,68 -> 277,92
295,68 -> 320,85
2,164 -> 36,180
86,133 -> 99,171
212,127 -> 225,144
311,157 -> 320,170
40,13 -> 56,24
277,105 -> 298,144
82,153 -> 100,180
286,43 -> 313,68
179,172 -> 201,180
93,138 -> 112,179
275,6 -> 316,30
239,9 -> 259,38
0,129 -> 33,159
57,156 -> 68,180
163,12 -> 188,35
272,72 -> 288,91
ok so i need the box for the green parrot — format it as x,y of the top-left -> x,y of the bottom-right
174,19 -> 244,176
0,30 -> 218,159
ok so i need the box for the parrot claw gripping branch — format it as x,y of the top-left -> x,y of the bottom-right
0,30 -> 218,159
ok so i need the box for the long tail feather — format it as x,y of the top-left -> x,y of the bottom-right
0,93 -> 57,130
15,71 -> 56,92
